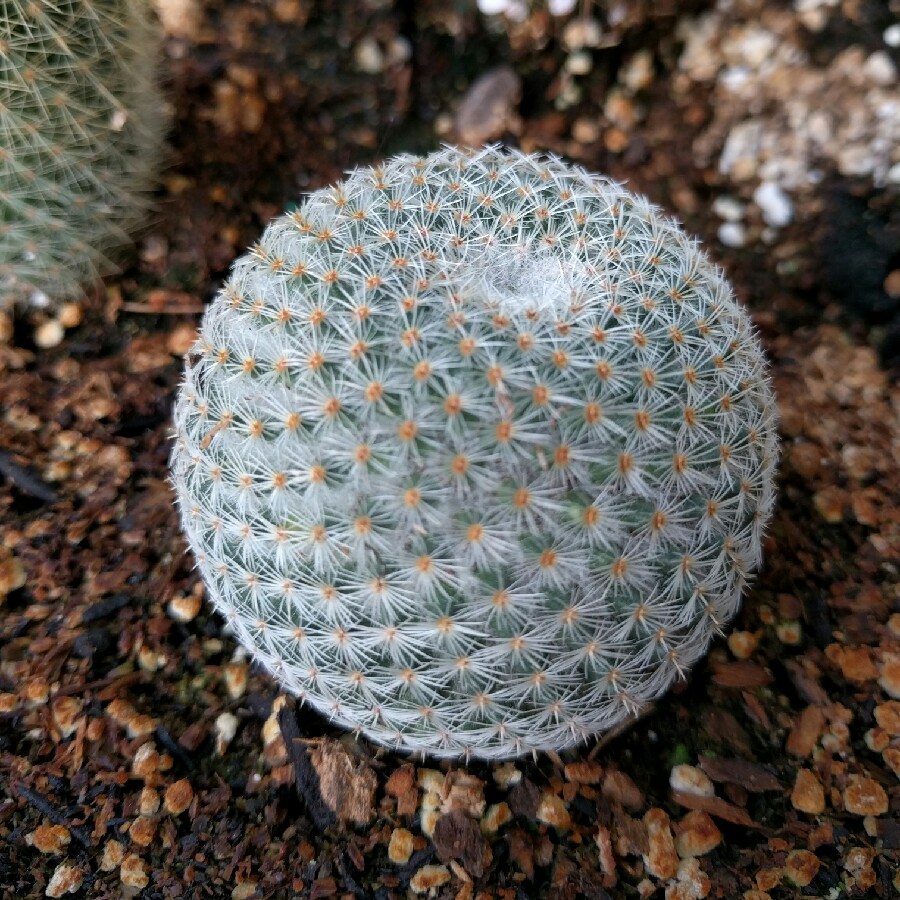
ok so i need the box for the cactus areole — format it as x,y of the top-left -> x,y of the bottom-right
171,147 -> 778,760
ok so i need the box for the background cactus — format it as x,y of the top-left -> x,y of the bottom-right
0,0 -> 164,310
171,146 -> 778,760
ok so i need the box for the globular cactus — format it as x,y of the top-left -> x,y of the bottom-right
0,0 -> 164,309
171,146 -> 778,760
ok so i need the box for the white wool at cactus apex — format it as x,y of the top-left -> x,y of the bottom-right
170,146 -> 779,760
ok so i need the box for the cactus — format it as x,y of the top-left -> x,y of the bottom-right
0,0 -> 164,309
171,146 -> 778,760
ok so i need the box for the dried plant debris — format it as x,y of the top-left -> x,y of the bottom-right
1,0 -> 898,897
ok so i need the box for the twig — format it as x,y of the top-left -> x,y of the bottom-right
13,783 -> 92,847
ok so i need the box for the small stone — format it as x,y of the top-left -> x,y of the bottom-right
727,631 -> 758,659
572,117 -> 601,144
127,714 -> 157,739
120,853 -> 149,889
644,808 -> 679,880
167,323 -> 197,356
670,765 -> 714,798
843,776 -> 888,816
619,50 -> 654,92
45,863 -> 83,897
883,271 -> 900,300
58,303 -> 83,329
139,787 -> 160,817
712,196 -> 745,222
27,825 -> 71,855
441,770 -> 486,819
783,849 -> 820,887
864,727 -> 889,752
674,810 -> 722,858
669,857 -> 711,900
718,222 -> 746,248
164,778 -> 194,815
137,645 -> 166,672
24,678 -> 50,708
128,815 -> 156,847
481,801 -> 513,835
222,663 -> 248,700
0,548 -> 26,598
863,50 -> 897,85
836,646 -> 878,682
536,793 -> 571,830
410,864 -> 451,894
232,884 -> 258,900
492,762 -> 522,789
752,182 -> 792,228
34,319 -> 65,349
548,0 -> 577,14
565,51 -> 593,76
354,37 -> 383,75
875,700 -> 900,735
562,17 -> 603,50
878,653 -> 900,700
604,89 -> 638,130
776,620 -> 802,645
883,747 -> 900,779
419,768 -> 445,794
388,827 -> 415,864
100,839 -> 124,871
791,768 -> 825,815
168,593 -> 201,623
215,711 -> 239,754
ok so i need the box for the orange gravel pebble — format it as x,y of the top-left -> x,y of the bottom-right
791,768 -> 826,815
783,850 -> 820,887
164,778 -> 194,815
674,810 -> 722,858
843,776 -> 888,816
26,825 -> 70,855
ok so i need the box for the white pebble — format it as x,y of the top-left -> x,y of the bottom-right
753,181 -> 793,228
34,319 -> 64,349
887,162 -> 900,184
619,50 -> 655,93
477,0 -> 510,13
565,51 -> 593,76
562,17 -> 603,51
884,24 -> 900,48
863,51 -> 897,86
215,712 -> 239,754
670,764 -> 715,798
354,37 -> 383,75
549,0 -> 578,14
718,222 -> 747,248
711,195 -> 745,222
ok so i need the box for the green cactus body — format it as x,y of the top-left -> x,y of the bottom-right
171,146 -> 778,760
0,0 -> 164,308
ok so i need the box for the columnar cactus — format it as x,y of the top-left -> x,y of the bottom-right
171,146 -> 778,760
0,0 -> 164,309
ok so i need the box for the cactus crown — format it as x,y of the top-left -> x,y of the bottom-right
0,0 -> 164,308
171,146 -> 778,760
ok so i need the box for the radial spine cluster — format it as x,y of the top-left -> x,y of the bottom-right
171,146 -> 778,760
0,0 -> 164,309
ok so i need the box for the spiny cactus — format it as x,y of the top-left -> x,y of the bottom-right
0,0 -> 164,309
171,146 -> 778,760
